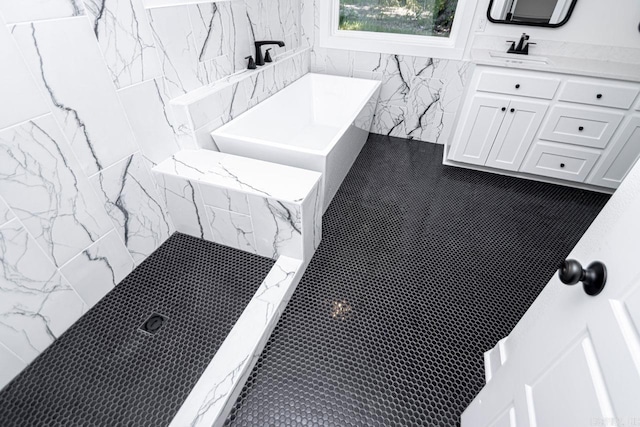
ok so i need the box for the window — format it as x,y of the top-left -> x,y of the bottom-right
319,0 -> 475,60
339,0 -> 459,38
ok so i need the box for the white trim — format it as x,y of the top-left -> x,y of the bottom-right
319,0 -> 477,60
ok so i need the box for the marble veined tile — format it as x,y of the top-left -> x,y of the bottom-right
148,6 -> 207,99
91,153 -> 173,265
156,174 -> 214,242
204,206 -> 256,254
226,1 -> 252,73
200,184 -> 250,215
60,230 -> 135,307
246,0 -> 300,53
12,18 -> 138,176
0,197 -> 14,228
188,3 -> 228,64
248,195 -> 302,260
0,115 -> 113,267
0,0 -> 84,24
118,78 -> 184,167
0,16 -> 49,131
0,220 -> 87,364
0,341 -> 26,390
83,0 -> 162,89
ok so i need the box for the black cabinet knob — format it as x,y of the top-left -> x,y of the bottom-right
579,126 -> 584,131
558,259 -> 607,296
515,84 -> 521,89
501,107 -> 506,112
596,93 -> 603,99
560,163 -> 565,168
510,108 -> 515,113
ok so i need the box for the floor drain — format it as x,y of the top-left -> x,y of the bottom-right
140,314 -> 166,334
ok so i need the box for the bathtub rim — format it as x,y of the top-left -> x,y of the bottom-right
211,73 -> 381,157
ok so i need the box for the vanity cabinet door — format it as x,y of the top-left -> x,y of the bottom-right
485,99 -> 548,171
588,115 -> 640,188
449,94 -> 508,166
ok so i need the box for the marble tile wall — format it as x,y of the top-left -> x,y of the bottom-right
0,0 -> 304,388
301,0 -> 471,144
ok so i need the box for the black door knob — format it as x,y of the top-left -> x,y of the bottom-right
558,259 -> 607,296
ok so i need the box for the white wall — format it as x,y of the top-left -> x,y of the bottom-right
475,0 -> 640,48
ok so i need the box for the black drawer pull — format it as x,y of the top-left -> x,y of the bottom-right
515,84 -> 521,89
501,107 -> 506,111
579,126 -> 584,131
510,108 -> 515,113
596,93 -> 603,99
560,163 -> 565,168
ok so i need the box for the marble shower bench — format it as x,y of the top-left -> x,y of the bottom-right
152,150 -> 321,425
153,149 -> 322,263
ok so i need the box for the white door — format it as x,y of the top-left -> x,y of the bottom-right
486,99 -> 548,172
462,155 -> 640,426
450,94 -> 508,166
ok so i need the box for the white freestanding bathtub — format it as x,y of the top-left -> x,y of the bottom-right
211,73 -> 381,212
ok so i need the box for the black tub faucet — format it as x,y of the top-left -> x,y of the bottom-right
254,40 -> 285,66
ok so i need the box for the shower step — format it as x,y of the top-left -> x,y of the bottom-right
0,233 -> 303,426
153,150 -> 322,263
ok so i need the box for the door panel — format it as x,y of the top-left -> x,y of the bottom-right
526,334 -> 613,427
589,115 -> 640,188
463,148 -> 640,426
486,99 -> 548,171
450,94 -> 508,166
488,406 -> 516,427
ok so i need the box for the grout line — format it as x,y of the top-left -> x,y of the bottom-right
0,339 -> 28,365
0,112 -> 51,134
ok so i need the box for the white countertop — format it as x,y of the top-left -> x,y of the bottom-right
471,48 -> 640,82
469,35 -> 640,83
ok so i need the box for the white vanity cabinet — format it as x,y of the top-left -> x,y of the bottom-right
450,94 -> 548,171
447,65 -> 640,191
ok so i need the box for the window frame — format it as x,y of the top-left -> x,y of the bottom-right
319,0 -> 477,60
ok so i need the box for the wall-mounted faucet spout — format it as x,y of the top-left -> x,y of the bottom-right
254,41 -> 285,66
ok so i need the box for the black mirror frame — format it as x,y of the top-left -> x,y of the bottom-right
486,0 -> 579,28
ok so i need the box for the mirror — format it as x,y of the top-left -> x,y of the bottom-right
487,0 -> 578,27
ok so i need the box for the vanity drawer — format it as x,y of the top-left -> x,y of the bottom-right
521,141 -> 600,182
477,70 -> 561,100
539,105 -> 624,149
559,79 -> 639,110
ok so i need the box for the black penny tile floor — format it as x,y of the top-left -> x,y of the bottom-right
225,135 -> 610,427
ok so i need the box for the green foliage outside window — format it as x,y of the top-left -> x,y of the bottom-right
339,0 -> 459,37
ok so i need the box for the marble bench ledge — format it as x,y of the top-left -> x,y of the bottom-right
169,255 -> 304,427
170,47 -> 311,107
152,150 -> 322,262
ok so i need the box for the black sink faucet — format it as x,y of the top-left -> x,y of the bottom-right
506,33 -> 536,55
254,40 -> 285,66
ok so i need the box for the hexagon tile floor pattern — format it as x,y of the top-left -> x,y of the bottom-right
225,135 -> 610,426
0,233 -> 274,426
